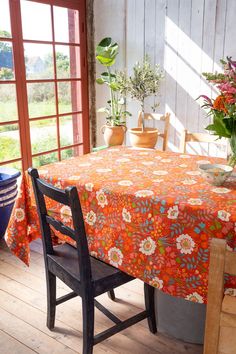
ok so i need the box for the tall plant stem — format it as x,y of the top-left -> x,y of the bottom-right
107,67 -> 115,125
141,101 -> 145,133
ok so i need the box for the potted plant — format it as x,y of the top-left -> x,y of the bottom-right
118,55 -> 163,148
96,37 -> 131,146
199,56 -> 236,167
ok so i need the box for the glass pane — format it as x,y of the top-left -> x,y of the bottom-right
61,146 -> 82,160
21,1 -> 52,41
24,43 -> 54,79
30,118 -> 57,154
54,7 -> 80,44
0,0 -> 12,38
56,45 -> 80,79
0,123 -> 21,162
0,41 -> 14,80
2,160 -> 22,171
0,84 -> 18,122
27,82 -> 56,118
60,114 -> 83,147
58,81 -> 81,114
32,152 -> 58,168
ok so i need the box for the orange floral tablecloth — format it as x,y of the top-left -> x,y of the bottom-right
6,146 -> 236,303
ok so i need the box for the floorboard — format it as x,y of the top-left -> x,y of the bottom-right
0,239 -> 203,354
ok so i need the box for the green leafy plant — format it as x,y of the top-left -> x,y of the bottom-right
119,55 -> 163,131
198,56 -> 236,167
96,37 -> 131,126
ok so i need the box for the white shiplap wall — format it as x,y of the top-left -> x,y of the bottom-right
94,0 -> 236,154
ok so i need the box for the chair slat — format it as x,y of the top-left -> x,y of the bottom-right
36,178 -> 70,206
45,215 -> 76,241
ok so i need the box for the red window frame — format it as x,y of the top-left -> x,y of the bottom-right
0,0 -> 89,171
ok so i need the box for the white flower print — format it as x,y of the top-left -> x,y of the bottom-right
118,180 -> 133,186
108,247 -> 123,267
68,175 -> 81,180
225,288 -> 236,296
176,234 -> 195,254
150,277 -> 164,289
153,170 -> 168,176
167,205 -> 179,219
116,158 -> 130,163
196,160 -> 211,165
85,182 -> 94,192
186,171 -> 201,176
39,170 -> 48,175
182,179 -> 197,185
96,168 -> 112,173
139,237 -> 156,255
179,164 -> 188,168
85,210 -> 97,226
161,158 -> 172,163
79,163 -> 92,167
54,181 -> 62,189
122,208 -> 131,223
152,179 -> 164,183
135,190 -> 154,198
60,205 -> 72,223
180,154 -> 191,158
212,187 -> 230,194
90,156 -> 103,161
142,161 -> 154,166
15,208 -> 25,222
218,210 -> 231,222
96,190 -> 108,208
226,244 -> 233,251
138,151 -> 149,155
109,148 -> 120,152
188,198 -> 203,206
130,169 -> 141,173
185,292 -> 204,303
90,251 -> 98,258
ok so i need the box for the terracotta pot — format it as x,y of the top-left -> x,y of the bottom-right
101,125 -> 127,146
128,127 -> 158,148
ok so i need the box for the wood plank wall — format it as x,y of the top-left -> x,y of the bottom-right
94,0 -> 236,153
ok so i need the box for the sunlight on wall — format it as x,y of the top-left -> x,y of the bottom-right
164,16 -> 221,103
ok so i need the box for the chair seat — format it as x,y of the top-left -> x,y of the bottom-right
48,243 -> 134,296
222,295 -> 236,315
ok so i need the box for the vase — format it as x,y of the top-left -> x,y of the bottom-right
101,125 -> 127,146
228,132 -> 236,168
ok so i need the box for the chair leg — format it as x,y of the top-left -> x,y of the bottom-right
144,282 -> 157,334
107,289 -> 116,301
46,271 -> 56,330
82,295 -> 95,354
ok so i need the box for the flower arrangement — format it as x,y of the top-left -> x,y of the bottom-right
199,56 -> 236,167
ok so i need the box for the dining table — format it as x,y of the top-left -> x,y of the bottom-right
5,145 -> 236,343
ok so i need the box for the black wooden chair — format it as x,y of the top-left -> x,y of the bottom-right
28,168 -> 157,354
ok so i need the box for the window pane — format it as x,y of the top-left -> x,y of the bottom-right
56,45 -> 80,79
58,81 -> 81,114
0,41 -> 14,80
24,43 -> 54,79
27,82 -> 56,118
21,1 -> 52,41
61,146 -> 82,160
0,0 -> 12,38
60,114 -> 83,147
32,152 -> 58,168
0,123 -> 21,162
30,118 -> 57,154
0,84 -> 18,122
2,160 -> 22,171
54,7 -> 80,44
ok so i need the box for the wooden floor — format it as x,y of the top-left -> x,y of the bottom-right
0,239 -> 203,354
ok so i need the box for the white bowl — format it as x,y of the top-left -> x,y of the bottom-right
198,163 -> 233,186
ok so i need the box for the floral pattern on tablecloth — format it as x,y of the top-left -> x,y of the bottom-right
5,146 -> 236,303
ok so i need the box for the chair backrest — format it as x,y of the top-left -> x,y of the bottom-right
204,238 -> 236,354
138,112 -> 170,151
179,129 -> 227,154
28,168 -> 92,283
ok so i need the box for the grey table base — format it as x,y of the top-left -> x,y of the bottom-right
155,289 -> 206,344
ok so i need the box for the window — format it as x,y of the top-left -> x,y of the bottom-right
0,0 -> 89,171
